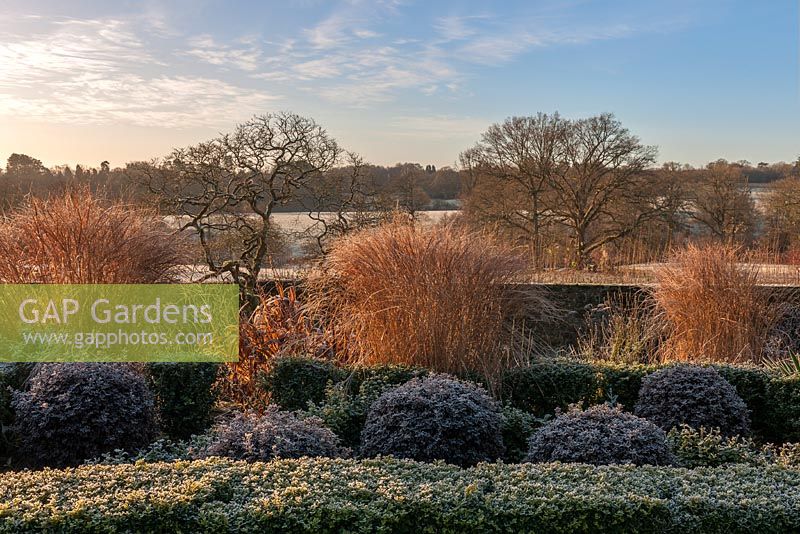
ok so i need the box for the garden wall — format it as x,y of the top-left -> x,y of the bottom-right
530,284 -> 800,349
257,281 -> 800,350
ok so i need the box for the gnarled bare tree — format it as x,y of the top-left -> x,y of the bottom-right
302,153 -> 391,255
137,112 -> 345,307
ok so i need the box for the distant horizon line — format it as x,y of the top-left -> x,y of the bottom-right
2,152 -> 798,173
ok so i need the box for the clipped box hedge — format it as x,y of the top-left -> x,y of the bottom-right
261,356 -> 427,411
1,458 -> 799,532
263,356 -> 800,444
144,362 -> 221,439
500,361 -> 800,443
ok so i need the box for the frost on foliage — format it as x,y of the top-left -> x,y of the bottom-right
634,365 -> 750,437
203,406 -> 349,462
12,363 -> 157,467
360,375 -> 504,467
525,404 -> 675,466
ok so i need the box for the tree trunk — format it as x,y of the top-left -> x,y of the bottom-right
532,193 -> 540,270
575,226 -> 588,269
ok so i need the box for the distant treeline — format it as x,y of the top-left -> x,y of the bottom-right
0,153 -> 462,212
1,152 -> 797,212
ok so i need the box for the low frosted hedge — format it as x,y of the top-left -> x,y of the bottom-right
261,356 -> 427,411
1,458 -> 799,533
501,361 -> 800,442
261,357 -> 800,443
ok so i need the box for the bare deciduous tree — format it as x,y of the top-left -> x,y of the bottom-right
460,114 -> 567,267
691,160 -> 756,244
302,153 -> 390,255
137,112 -> 345,307
763,176 -> 800,251
462,112 -> 658,268
383,163 -> 431,219
546,114 -> 658,267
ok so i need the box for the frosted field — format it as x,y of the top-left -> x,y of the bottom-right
168,210 -> 460,281
165,210 -> 458,235
269,209 -> 458,234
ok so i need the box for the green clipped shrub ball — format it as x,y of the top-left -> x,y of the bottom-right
261,356 -> 344,411
501,405 -> 543,463
144,362 -> 220,439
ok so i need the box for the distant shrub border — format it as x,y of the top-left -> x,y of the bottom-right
0,458 -> 799,533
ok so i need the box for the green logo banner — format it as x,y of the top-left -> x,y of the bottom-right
0,284 -> 239,362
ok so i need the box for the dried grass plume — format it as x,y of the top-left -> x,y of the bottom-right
0,187 -> 187,283
305,219 -> 551,384
654,243 -> 776,363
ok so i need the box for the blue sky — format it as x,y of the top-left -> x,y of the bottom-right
0,0 -> 797,169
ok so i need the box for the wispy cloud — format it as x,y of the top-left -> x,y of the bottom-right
184,35 -> 262,71
434,15 -> 488,42
0,17 -> 278,127
432,12 -> 665,65
0,74 -> 278,127
221,1 -> 680,105
353,29 -> 379,39
0,18 -> 154,85
0,0 -> 692,125
236,3 -> 464,105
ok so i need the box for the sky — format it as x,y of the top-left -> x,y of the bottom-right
0,0 -> 798,170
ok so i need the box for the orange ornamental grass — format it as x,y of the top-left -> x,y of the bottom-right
0,187 -> 187,284
305,219 -> 548,386
654,243 -> 776,364
222,284 -> 332,409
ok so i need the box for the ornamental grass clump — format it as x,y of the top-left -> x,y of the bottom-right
634,365 -> 751,437
11,363 -> 157,467
360,375 -> 504,467
203,407 -> 349,462
224,285 -> 330,409
0,186 -> 187,283
305,220 -> 552,387
525,404 -> 674,466
653,243 -> 776,363
577,291 -> 666,365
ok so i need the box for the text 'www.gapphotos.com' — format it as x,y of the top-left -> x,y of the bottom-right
21,330 -> 214,350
